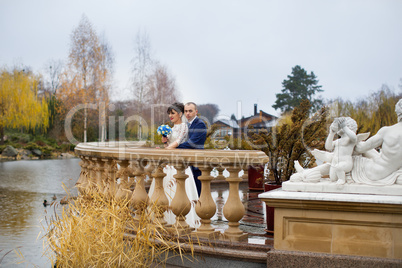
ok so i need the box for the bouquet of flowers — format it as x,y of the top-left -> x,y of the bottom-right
157,124 -> 172,137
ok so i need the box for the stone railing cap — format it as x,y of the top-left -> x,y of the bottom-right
75,142 -> 269,168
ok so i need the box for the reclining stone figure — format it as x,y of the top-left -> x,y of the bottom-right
291,99 -> 402,186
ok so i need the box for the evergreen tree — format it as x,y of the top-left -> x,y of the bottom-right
273,65 -> 323,113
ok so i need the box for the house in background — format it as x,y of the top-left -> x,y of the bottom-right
212,104 -> 278,139
240,104 -> 278,135
211,119 -> 240,139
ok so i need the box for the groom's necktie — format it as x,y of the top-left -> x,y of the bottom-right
187,122 -> 191,128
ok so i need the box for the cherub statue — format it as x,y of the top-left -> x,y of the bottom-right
316,117 -> 357,184
292,117 -> 363,184
291,99 -> 402,186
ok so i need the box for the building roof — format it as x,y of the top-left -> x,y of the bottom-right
213,104 -> 278,129
241,110 -> 278,123
214,119 -> 240,129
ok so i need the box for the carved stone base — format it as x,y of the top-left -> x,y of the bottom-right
221,232 -> 248,242
259,189 -> 402,259
283,180 -> 402,196
165,224 -> 195,236
191,230 -> 221,240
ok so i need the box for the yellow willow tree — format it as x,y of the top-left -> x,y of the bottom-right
329,86 -> 400,136
58,14 -> 114,143
0,67 -> 49,144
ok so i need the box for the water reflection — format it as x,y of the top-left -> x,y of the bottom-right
0,159 -> 80,267
209,183 -> 266,234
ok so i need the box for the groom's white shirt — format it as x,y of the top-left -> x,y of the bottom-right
188,116 -> 197,126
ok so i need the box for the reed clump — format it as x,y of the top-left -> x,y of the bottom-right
43,189 -> 197,267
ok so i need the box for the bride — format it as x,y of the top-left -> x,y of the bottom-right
148,102 -> 200,227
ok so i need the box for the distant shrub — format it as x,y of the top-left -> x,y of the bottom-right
41,146 -> 54,156
35,140 -> 46,147
60,143 -> 75,152
24,142 -> 40,151
8,132 -> 32,143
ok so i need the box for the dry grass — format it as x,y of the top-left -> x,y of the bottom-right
43,189 -> 198,267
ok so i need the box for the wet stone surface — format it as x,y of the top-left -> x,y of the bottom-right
210,182 -> 273,245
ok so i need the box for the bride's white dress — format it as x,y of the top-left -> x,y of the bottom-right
148,123 -> 200,228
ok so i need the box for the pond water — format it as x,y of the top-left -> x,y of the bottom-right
0,158 -> 268,266
0,158 -> 80,267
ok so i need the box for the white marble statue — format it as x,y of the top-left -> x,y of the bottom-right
291,99 -> 402,186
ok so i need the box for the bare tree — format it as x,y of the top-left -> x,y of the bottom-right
146,63 -> 180,125
198,103 -> 220,125
43,59 -> 64,94
130,29 -> 154,139
58,14 -> 114,142
95,34 -> 114,141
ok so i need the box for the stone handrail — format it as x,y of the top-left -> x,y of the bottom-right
74,141 -> 269,242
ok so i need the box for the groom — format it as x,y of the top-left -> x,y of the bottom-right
177,102 -> 207,196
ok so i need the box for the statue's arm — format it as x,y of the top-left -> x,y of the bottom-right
342,125 -> 357,144
325,131 -> 336,151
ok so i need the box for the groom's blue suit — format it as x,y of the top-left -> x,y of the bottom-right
177,117 -> 207,196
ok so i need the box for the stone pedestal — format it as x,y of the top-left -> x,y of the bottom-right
259,189 -> 402,260
282,180 -> 402,196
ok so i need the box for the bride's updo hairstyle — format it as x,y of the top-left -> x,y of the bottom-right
167,102 -> 184,115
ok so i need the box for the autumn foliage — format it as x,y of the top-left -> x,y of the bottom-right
57,15 -> 113,143
0,68 -> 49,144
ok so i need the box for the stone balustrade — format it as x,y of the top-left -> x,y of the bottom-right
74,141 -> 269,242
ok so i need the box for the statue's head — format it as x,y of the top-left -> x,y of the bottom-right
332,117 -> 357,135
396,99 -> 402,122
344,117 -> 358,133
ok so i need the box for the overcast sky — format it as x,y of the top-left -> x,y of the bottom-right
1,0 -> 401,119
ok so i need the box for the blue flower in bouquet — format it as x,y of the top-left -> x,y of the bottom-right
157,124 -> 172,137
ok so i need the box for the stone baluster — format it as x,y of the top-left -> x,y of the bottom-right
149,164 -> 169,225
144,163 -> 154,188
102,159 -> 117,199
115,160 -> 132,202
222,166 -> 248,242
86,157 -> 96,192
76,156 -> 89,195
170,163 -> 193,234
110,160 -> 119,196
94,158 -> 105,194
194,166 -> 220,239
130,160 -> 149,223
215,166 -> 226,181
